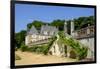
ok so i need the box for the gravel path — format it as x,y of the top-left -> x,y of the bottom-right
15,50 -> 77,66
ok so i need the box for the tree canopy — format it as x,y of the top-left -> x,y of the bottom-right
27,16 -> 94,31
27,20 -> 45,30
74,16 -> 94,30
15,30 -> 26,48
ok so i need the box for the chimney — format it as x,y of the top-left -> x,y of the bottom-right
64,20 -> 67,34
71,19 -> 74,36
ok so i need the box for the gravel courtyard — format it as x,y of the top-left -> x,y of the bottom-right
15,50 -> 77,66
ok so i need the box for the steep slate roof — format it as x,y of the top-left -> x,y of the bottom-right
27,26 -> 39,35
27,25 -> 58,35
40,25 -> 58,35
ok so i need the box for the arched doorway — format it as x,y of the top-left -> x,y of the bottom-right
69,50 -> 77,59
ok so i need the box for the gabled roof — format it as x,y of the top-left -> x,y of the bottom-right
27,26 -> 38,35
40,25 -> 58,34
27,25 -> 58,35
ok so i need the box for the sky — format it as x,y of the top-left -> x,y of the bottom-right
15,4 -> 94,33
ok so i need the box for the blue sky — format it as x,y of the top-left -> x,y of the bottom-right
15,4 -> 94,33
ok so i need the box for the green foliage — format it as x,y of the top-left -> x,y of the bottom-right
66,38 -> 88,60
27,20 -> 44,30
44,36 -> 57,55
58,31 -> 88,60
15,54 -> 21,60
78,47 -> 88,60
15,30 -> 26,48
26,16 -> 94,34
27,36 -> 57,55
27,45 -> 48,54
40,46 -> 49,54
27,46 -> 37,52
20,44 -> 28,52
50,19 -> 65,31
74,16 -> 94,30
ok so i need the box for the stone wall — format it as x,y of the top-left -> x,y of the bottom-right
78,37 -> 94,59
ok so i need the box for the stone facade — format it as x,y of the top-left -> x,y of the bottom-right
25,25 -> 58,46
25,34 -> 51,45
78,37 -> 94,59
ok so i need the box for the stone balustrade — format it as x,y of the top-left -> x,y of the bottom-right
73,25 -> 94,39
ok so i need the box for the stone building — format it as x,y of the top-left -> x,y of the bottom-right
25,20 -> 95,60
25,24 -> 58,46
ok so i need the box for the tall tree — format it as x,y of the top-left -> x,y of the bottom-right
27,20 -> 44,30
50,19 -> 65,31
74,16 -> 94,30
15,30 -> 26,48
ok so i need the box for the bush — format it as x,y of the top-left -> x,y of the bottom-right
69,50 -> 77,59
58,31 -> 88,60
20,45 -> 28,52
28,47 -> 35,52
78,47 -> 88,60
27,45 -> 49,55
43,37 -> 57,55
42,45 -> 49,55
